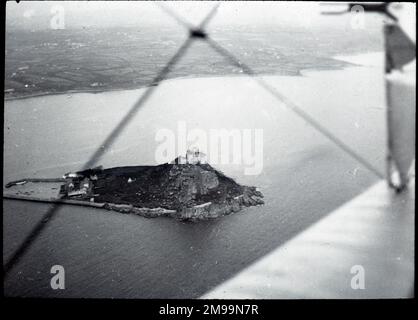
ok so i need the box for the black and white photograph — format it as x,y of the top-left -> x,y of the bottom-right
2,0 -> 415,306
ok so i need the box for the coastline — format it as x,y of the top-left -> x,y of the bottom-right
4,56 -> 386,185
3,161 -> 265,221
3,187 -> 264,221
4,52 -> 386,298
3,54 -> 369,102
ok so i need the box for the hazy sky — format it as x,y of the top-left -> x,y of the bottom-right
6,1 -> 389,31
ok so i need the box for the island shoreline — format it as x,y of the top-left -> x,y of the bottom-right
3,190 -> 264,222
3,158 -> 265,221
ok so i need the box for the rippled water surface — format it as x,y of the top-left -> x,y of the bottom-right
3,61 -> 386,298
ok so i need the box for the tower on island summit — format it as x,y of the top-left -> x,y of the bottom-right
171,148 -> 207,165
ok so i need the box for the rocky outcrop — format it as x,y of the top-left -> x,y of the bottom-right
103,203 -> 177,218
58,151 -> 264,221
177,186 -> 264,220
101,185 -> 264,221
165,164 -> 219,204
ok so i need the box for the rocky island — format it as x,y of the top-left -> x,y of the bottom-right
5,150 -> 264,221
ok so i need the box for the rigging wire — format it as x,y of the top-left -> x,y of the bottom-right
3,7 -> 217,278
4,2 -> 385,279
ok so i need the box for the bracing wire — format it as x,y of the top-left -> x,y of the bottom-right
4,2 -> 385,278
3,6 -> 218,278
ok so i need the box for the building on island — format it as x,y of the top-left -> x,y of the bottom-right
172,148 -> 207,165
